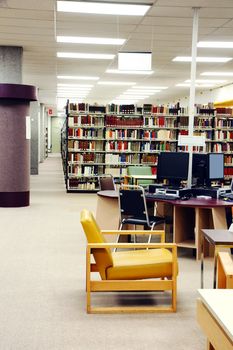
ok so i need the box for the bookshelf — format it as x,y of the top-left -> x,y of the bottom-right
61,102 -> 233,192
66,103 -> 105,192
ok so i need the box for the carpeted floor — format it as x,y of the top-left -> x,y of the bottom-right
0,155 -> 214,350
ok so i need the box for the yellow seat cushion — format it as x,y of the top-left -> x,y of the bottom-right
106,248 -> 176,280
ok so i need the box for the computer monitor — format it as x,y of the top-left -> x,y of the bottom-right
157,152 -> 189,187
192,154 -> 207,187
192,153 -> 224,187
206,153 -> 224,186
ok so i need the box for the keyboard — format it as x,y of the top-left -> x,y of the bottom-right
221,193 -> 233,201
146,193 -> 180,200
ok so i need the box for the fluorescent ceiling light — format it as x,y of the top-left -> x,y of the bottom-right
111,100 -> 138,104
57,52 -> 115,59
198,41 -> 233,48
57,1 -> 151,16
132,86 -> 168,89
124,91 -> 156,95
57,36 -> 125,45
57,94 -> 88,98
57,87 -> 92,91
57,90 -> 90,94
176,83 -> 214,87
57,83 -> 93,87
201,72 -> 233,77
97,81 -> 136,86
185,79 -> 226,83
106,69 -> 153,75
173,56 -> 232,63
57,86 -> 92,89
57,75 -> 99,80
118,52 -> 152,71
126,90 -> 159,94
118,95 -> 149,99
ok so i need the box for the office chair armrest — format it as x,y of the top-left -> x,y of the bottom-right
101,230 -> 165,243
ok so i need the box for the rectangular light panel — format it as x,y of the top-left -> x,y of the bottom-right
173,56 -> 232,63
198,41 -> 233,48
57,76 -> 99,80
106,69 -> 153,75
57,1 -> 151,16
118,52 -> 152,71
57,36 -> 125,45
57,52 -> 115,59
201,72 -> 233,76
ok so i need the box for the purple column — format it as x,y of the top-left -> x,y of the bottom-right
0,84 -> 37,207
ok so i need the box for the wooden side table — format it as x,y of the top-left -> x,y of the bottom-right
197,289 -> 233,350
201,229 -> 233,288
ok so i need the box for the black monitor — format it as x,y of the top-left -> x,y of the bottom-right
192,154 -> 207,187
157,152 -> 189,187
192,153 -> 224,187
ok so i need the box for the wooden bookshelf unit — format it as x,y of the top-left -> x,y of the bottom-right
61,102 -> 233,192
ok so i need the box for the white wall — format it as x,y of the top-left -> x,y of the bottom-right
176,82 -> 233,107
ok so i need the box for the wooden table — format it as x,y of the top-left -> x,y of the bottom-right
146,197 -> 233,259
96,192 -> 233,259
197,289 -> 233,350
201,229 -> 233,288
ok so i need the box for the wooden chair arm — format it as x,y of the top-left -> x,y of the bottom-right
101,230 -> 165,243
87,242 -> 176,250
101,230 -> 164,235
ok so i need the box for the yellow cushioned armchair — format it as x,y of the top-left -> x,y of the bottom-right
80,209 -> 178,314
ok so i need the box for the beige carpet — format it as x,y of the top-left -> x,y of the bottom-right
0,155 -> 215,350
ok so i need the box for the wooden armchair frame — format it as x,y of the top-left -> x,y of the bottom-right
86,230 -> 177,314
217,252 -> 233,289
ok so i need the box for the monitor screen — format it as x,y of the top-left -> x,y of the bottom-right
157,152 -> 189,186
208,153 -> 224,180
192,154 -> 207,186
192,153 -> 224,187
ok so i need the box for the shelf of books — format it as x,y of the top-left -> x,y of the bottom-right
61,101 -> 233,192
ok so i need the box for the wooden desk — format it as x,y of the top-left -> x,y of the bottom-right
197,289 -> 233,350
96,192 -> 233,259
146,197 -> 233,259
201,229 -> 233,288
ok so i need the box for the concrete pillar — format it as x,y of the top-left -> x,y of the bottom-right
30,101 -> 39,175
0,46 -> 37,207
0,84 -> 37,207
0,46 -> 23,83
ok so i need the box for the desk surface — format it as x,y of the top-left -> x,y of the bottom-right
202,229 -> 233,245
97,191 -> 233,208
146,196 -> 233,208
198,289 -> 233,342
97,190 -> 118,198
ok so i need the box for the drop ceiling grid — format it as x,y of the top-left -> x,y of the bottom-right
0,0 -> 232,106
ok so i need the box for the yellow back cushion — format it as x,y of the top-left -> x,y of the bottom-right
80,209 -> 113,279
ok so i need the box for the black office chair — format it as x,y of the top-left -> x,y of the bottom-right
118,184 -> 165,243
99,175 -> 115,191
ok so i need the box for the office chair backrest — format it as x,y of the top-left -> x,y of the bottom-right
99,175 -> 115,191
80,209 -> 113,279
119,185 -> 148,222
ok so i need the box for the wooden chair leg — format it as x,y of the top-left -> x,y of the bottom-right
207,340 -> 215,350
86,247 -> 91,313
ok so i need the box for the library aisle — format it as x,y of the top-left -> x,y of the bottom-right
0,154 -> 211,350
